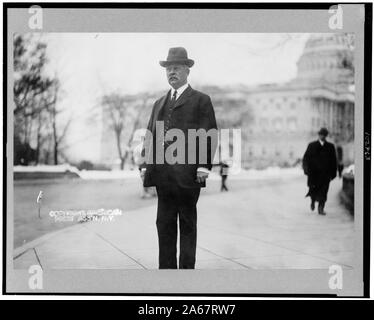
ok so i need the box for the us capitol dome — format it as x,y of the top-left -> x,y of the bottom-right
296,33 -> 354,87
238,33 -> 355,169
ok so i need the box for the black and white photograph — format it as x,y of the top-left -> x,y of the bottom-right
3,3 -> 371,298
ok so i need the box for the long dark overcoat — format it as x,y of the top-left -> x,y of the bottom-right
302,140 -> 337,201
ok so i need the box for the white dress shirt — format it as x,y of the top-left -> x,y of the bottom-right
170,82 -> 189,100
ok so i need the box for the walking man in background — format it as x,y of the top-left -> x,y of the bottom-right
302,127 -> 338,215
219,161 -> 229,192
141,47 -> 217,269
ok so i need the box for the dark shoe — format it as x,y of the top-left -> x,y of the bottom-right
318,203 -> 326,215
310,201 -> 315,211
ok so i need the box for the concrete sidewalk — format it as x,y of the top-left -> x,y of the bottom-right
13,176 -> 354,269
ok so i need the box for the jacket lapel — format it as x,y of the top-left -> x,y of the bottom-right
152,85 -> 194,131
153,91 -> 170,127
173,85 -> 194,109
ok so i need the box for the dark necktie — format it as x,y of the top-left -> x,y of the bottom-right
163,90 -> 178,146
171,90 -> 177,104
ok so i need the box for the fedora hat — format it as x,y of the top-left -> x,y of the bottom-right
318,127 -> 329,136
159,47 -> 194,68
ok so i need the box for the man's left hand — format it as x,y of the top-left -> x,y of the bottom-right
196,171 -> 209,183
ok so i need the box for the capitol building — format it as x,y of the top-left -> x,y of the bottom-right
100,33 -> 355,170
209,33 -> 355,169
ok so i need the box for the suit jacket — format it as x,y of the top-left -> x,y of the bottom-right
302,140 -> 337,188
142,85 -> 217,188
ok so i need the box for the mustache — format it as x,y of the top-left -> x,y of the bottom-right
168,75 -> 178,80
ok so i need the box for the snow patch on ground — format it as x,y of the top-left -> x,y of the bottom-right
205,166 -> 303,181
79,169 -> 140,180
14,164 -> 80,174
14,164 -> 304,180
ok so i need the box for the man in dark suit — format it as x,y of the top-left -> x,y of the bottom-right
302,128 -> 338,215
141,47 -> 217,269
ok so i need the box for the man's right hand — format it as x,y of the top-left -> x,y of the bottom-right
140,169 -> 146,182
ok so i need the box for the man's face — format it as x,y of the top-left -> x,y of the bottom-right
319,134 -> 327,142
166,64 -> 189,89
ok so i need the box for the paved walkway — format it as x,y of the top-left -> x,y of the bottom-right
14,175 -> 354,270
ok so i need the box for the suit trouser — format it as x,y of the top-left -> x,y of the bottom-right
221,175 -> 228,191
156,184 -> 200,269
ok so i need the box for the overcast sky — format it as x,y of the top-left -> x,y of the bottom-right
41,33 -> 310,163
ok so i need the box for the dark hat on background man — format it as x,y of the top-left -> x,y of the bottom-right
159,47 -> 194,68
318,127 -> 329,136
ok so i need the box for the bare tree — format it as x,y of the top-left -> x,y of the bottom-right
122,94 -> 151,165
13,34 -> 71,165
100,92 -> 152,170
46,80 -> 72,165
101,93 -> 127,169
14,35 -> 54,138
